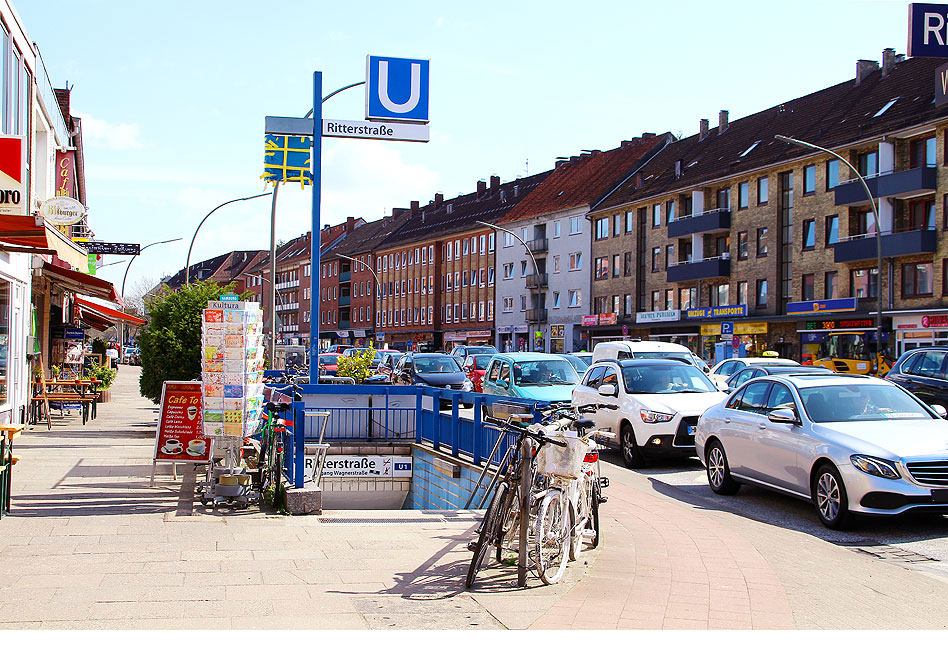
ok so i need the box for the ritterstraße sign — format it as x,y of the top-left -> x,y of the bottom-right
78,241 -> 141,255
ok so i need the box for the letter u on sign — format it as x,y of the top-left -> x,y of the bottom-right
366,55 -> 430,123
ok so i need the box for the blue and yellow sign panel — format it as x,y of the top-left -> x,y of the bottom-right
786,298 -> 857,316
263,135 -> 312,185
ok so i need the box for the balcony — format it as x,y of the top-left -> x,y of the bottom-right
276,302 -> 299,311
525,273 -> 549,289
834,166 -> 938,206
526,308 -> 548,323
667,256 -> 730,283
339,271 -> 351,282
526,238 -> 549,254
339,295 -> 351,307
280,324 -> 299,333
833,228 -> 938,263
276,279 -> 300,290
667,208 -> 731,239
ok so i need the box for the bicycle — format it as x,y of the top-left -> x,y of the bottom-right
256,381 -> 301,509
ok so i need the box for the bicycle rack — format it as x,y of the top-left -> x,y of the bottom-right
303,409 -> 331,486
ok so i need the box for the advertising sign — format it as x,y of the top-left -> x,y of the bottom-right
309,455 -> 412,478
908,3 -> 948,57
0,135 -> 25,216
786,297 -> 857,316
78,241 -> 141,255
922,314 -> 948,327
804,319 -> 875,330
635,310 -> 680,324
40,196 -> 86,226
152,381 -> 211,464
685,305 -> 748,319
365,55 -> 430,122
55,150 -> 77,198
64,327 -> 85,340
598,313 -> 617,326
550,325 -> 565,338
582,315 -> 598,326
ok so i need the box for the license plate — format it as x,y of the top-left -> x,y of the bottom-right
687,425 -> 696,436
932,489 -> 948,504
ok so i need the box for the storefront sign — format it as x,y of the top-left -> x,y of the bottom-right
922,315 -> 948,328
636,310 -> 680,324
64,327 -> 85,340
336,330 -> 351,338
0,135 -> 25,216
152,381 -> 211,466
701,322 -> 768,336
599,313 -> 617,325
40,196 -> 86,226
353,329 -> 367,338
55,150 -> 77,198
550,325 -> 565,338
582,315 -> 598,326
444,332 -> 466,342
311,455 -> 412,478
786,298 -> 857,316
685,305 -> 748,319
804,319 -> 874,330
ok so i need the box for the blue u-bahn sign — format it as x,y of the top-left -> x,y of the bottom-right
365,56 -> 430,123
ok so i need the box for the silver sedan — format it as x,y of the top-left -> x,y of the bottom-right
695,373 -> 948,529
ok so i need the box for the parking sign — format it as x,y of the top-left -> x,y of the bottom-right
366,56 -> 430,122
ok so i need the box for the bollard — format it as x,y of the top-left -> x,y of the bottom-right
518,435 -> 533,588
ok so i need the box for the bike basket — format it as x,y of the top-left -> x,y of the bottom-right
536,436 -> 590,479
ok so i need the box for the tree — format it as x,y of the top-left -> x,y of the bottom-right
138,280 -> 247,403
335,344 -> 375,384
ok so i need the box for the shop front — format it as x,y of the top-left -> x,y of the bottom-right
383,331 -> 435,352
787,300 -> 885,365
444,329 -> 493,350
497,324 -> 529,353
891,311 -> 948,357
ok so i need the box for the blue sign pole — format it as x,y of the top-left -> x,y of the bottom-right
309,71 -> 323,385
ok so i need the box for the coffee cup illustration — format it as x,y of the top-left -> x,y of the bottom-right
163,439 -> 183,454
187,405 -> 198,420
187,439 -> 207,456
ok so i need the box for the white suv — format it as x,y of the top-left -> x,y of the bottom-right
572,358 -> 727,468
591,340 -> 706,370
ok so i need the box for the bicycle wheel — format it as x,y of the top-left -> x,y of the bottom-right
589,483 -> 601,549
536,489 -> 569,585
466,481 -> 508,589
569,496 -> 583,562
496,481 -> 521,562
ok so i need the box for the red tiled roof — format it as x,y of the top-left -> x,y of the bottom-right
500,134 -> 668,223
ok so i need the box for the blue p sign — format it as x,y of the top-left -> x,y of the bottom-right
366,56 -> 430,123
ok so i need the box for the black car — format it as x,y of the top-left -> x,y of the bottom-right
887,346 -> 948,411
393,353 -> 473,408
725,364 -> 834,391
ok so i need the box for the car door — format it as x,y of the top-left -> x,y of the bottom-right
903,349 -> 948,406
723,380 -> 772,481
761,382 -> 810,494
729,368 -> 759,391
596,366 -> 622,434
572,365 -> 605,407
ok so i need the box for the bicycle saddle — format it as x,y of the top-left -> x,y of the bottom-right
572,418 -> 595,432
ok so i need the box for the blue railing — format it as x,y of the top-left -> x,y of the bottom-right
276,384 -> 545,489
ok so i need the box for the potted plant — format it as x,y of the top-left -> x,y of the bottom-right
84,360 -> 117,403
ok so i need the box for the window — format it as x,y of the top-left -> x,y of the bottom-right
503,297 -> 514,312
569,252 -> 583,271
446,274 -> 452,291
552,221 -> 560,238
757,177 -> 769,205
503,232 -> 514,248
757,227 -> 768,256
944,259 -> 948,295
479,235 -> 485,254
614,214 -> 622,237
855,209 -> 876,237
553,255 -> 561,273
909,199 -> 936,231
665,289 -> 674,310
910,136 -> 936,168
679,287 -> 696,310
455,241 -> 461,257
463,239 -> 469,255
803,164 -> 816,195
651,290 -> 660,311
716,188 -> 730,209
487,236 -> 493,253
908,349 -> 948,379
552,292 -> 561,308
652,204 -> 661,228
568,290 -> 581,307
665,245 -> 674,270
520,261 -> 528,277
666,200 -> 676,223
520,295 -> 527,311
802,274 -> 815,301
471,236 -> 477,254
651,247 -> 661,272
851,268 -> 878,298
756,279 -> 768,307
569,217 -> 582,234
625,211 -> 634,233
488,267 -> 495,285
825,271 -> 838,299
624,252 -> 633,276
737,281 -> 747,306
825,215 -> 839,246
826,160 -> 839,190
738,231 -> 748,259
595,217 -> 609,240
462,270 -> 469,287
857,151 -> 878,177
462,302 -> 468,320
625,294 -> 633,315
802,219 -> 815,250
738,182 -> 748,209
681,195 -> 692,217
595,257 -> 609,280
613,254 -> 621,277
711,284 -> 729,307
902,262 -> 934,297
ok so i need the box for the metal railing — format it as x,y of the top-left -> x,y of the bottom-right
669,207 -> 729,222
667,253 -> 730,267
838,224 -> 936,243
34,46 -> 69,146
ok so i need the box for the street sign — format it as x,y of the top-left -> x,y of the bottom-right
323,118 -> 429,142
365,56 -> 430,122
721,322 -> 734,336
909,3 -> 948,57
732,336 -> 741,350
78,241 -> 140,255
220,294 -> 239,303
622,325 -> 629,336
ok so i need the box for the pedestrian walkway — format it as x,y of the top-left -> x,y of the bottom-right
3,366 -> 948,629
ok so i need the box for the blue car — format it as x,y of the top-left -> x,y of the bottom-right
481,353 -> 581,405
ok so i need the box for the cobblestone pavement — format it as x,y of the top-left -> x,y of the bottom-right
3,366 -> 948,629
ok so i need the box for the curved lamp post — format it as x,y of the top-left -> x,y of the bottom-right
775,134 -> 884,371
120,237 -> 182,361
338,253 -> 381,350
184,192 -> 272,286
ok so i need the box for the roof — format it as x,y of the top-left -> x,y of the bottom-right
501,134 -> 669,223
164,249 -> 264,289
596,56 -> 948,211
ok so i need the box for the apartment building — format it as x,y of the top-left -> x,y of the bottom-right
494,135 -> 668,353
588,50 -> 948,364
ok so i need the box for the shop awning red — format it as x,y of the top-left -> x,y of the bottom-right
75,296 -> 145,326
42,262 -> 120,302
0,214 -> 53,253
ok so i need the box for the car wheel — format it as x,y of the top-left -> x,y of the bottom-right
705,440 -> 740,495
620,423 -> 647,469
812,463 -> 852,530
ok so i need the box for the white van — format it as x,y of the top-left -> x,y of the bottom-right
591,340 -> 706,370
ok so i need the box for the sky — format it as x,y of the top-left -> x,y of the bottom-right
16,0 -> 909,296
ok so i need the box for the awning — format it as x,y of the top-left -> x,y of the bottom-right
42,262 -> 120,302
0,213 -> 53,253
75,296 -> 145,327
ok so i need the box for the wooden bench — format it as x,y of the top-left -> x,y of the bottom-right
31,394 -> 96,424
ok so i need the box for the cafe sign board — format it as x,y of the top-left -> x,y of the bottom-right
40,196 -> 86,226
150,381 -> 213,484
636,310 -> 680,324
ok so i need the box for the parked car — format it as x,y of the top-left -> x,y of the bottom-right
572,359 -> 727,468
572,351 -> 593,367
558,353 -> 591,375
375,352 -> 403,383
591,340 -> 705,371
481,353 -> 580,406
123,346 -> 140,365
371,349 -> 402,372
392,353 -> 473,392
326,344 -> 353,354
342,347 -> 371,358
725,364 -> 834,391
695,373 -> 948,529
886,346 -> 948,411
316,353 -> 340,377
461,353 -> 495,392
451,344 -> 499,360
708,356 -> 799,387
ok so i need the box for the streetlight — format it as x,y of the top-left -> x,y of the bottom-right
184,192 -> 272,286
244,272 -> 287,361
775,134 -> 885,372
476,220 -> 542,352
337,253 -> 381,350
120,237 -> 182,361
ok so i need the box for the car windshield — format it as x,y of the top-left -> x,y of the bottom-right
319,354 -> 339,365
631,351 -> 694,364
561,355 -> 589,372
413,356 -> 461,373
471,355 -> 493,370
464,346 -> 498,355
799,384 -> 934,422
512,360 -> 579,386
621,364 -> 717,394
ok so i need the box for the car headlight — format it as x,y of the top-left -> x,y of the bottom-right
850,455 -> 900,480
640,409 -> 675,424
462,379 -> 474,391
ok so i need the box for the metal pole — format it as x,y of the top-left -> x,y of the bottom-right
121,237 -> 181,362
309,71 -> 323,385
268,183 -> 280,365
775,135 -> 884,372
518,436 -> 532,588
184,192 -> 271,286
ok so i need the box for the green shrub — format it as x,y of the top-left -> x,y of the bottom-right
335,344 -> 375,383
84,360 -> 117,391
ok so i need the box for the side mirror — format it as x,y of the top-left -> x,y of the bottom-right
496,379 -> 508,390
768,408 -> 798,425
931,404 -> 948,419
723,386 -> 733,394
598,384 -> 617,398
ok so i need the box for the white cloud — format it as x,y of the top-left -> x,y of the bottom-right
76,113 -> 143,150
